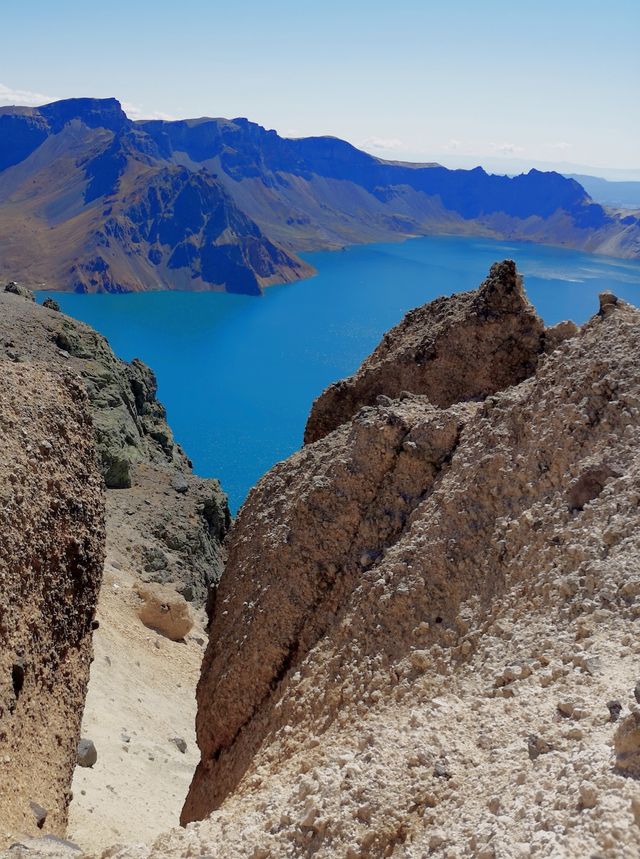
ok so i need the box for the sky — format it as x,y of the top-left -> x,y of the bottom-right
1,0 -> 638,177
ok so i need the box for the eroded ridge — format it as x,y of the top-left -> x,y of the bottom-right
169,266 -> 640,858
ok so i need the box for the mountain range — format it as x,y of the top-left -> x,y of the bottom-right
0,97 -> 638,295
564,174 -> 640,210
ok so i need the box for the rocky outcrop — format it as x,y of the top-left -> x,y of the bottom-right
165,262 -> 640,858
0,361 -> 104,842
305,260 -> 545,442
4,280 -> 35,301
1,287 -> 185,488
0,288 -> 230,602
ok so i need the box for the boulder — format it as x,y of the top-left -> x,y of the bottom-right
135,583 -> 193,641
76,739 -> 97,768
4,281 -> 35,302
614,712 -> 640,777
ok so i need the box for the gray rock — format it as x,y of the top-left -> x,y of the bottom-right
608,700 -> 623,722
142,546 -> 169,573
171,472 -> 189,494
7,836 -> 83,857
527,734 -> 553,760
4,282 -> 35,302
42,298 -> 60,312
433,758 -> 451,779
169,735 -> 187,754
76,738 -> 97,768
29,801 -> 47,829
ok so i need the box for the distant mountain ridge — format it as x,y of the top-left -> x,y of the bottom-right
0,97 -> 638,294
564,174 -> 640,210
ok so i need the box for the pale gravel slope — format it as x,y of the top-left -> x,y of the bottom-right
66,563 -> 207,853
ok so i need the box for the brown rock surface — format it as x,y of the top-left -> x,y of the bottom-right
135,582 -> 194,641
304,259 -> 545,443
0,361 -> 104,844
614,712 -> 640,777
158,264 -> 640,857
0,289 -> 230,603
0,287 -> 229,852
7,262 -> 640,858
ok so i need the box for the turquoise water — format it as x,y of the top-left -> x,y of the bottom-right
40,236 -> 640,512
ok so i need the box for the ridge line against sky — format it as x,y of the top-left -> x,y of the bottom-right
1,0 -> 638,177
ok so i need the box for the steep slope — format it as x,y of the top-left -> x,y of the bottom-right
141,116 -> 640,258
0,356 -> 104,844
105,262 -> 640,858
0,287 -> 230,602
304,260 -> 546,442
0,99 -> 638,297
0,100 -> 308,295
0,284 -> 231,852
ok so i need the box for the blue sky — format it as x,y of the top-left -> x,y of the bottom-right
2,0 -> 638,174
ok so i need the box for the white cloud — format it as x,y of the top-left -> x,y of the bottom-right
0,87 -> 175,121
0,83 -> 55,107
445,139 -> 462,151
549,141 -> 572,152
490,142 -> 525,156
121,101 -> 176,121
361,136 -> 405,152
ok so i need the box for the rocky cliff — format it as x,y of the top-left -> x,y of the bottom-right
0,99 -> 637,296
0,284 -> 231,851
304,261 -> 546,442
0,358 -> 104,843
158,261 -> 639,858
0,101 -> 309,295
0,287 -> 230,603
4,264 -> 640,858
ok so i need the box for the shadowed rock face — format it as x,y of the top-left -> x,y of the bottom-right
0,102 -> 310,295
0,361 -> 104,841
304,260 -> 545,443
172,262 -> 640,859
0,289 -> 230,603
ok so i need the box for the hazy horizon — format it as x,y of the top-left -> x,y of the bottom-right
1,0 -> 638,178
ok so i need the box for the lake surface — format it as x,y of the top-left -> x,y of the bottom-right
40,235 -> 640,512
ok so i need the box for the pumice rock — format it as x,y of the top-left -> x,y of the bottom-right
135,582 -> 194,641
304,259 -> 544,443
0,362 -> 104,841
165,262 -> 640,858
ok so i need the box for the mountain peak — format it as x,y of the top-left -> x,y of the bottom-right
39,97 -> 128,132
